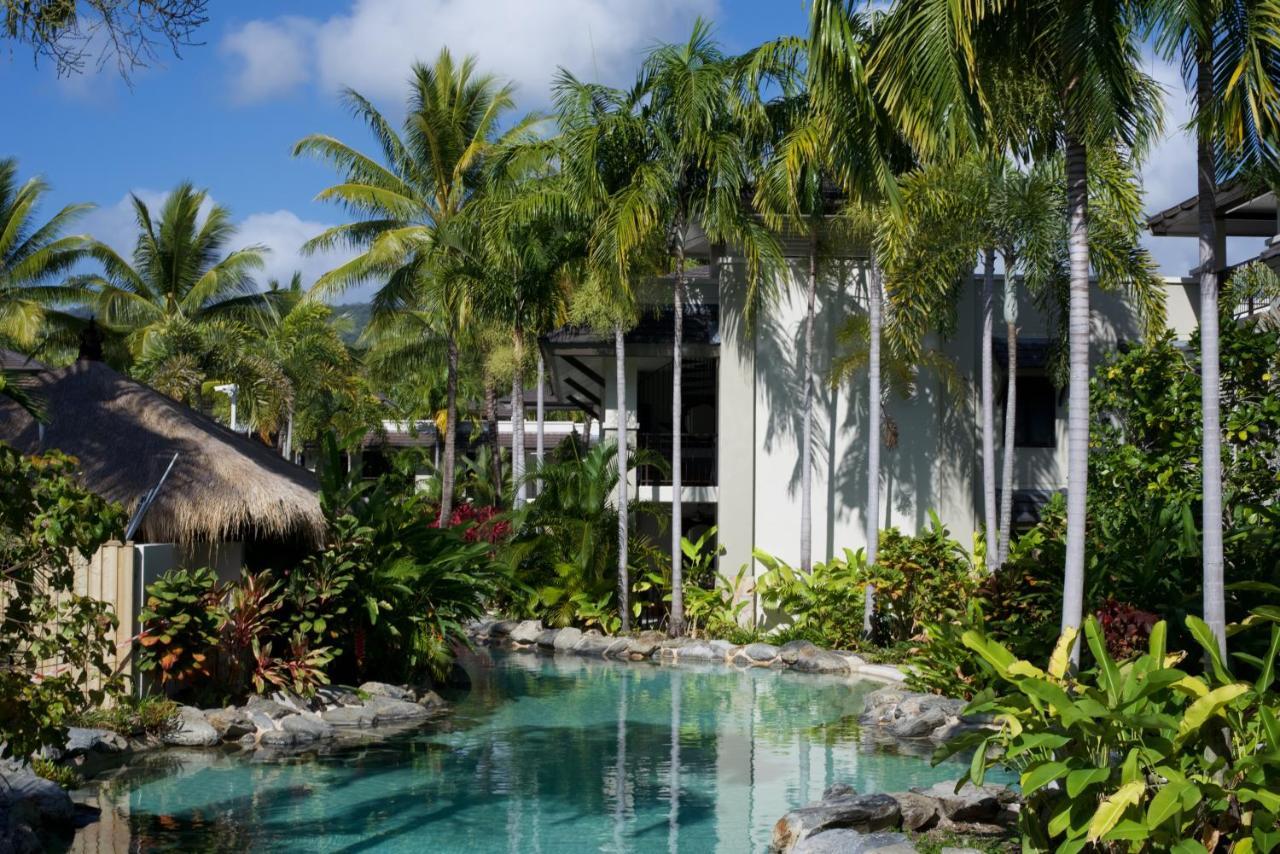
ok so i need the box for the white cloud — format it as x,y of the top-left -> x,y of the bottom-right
75,190 -> 356,296
220,17 -> 318,104
221,0 -> 717,105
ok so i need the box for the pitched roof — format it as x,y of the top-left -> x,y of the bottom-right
0,361 -> 324,545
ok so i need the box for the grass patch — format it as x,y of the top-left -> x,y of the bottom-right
909,828 -> 1017,854
31,757 -> 84,790
72,695 -> 180,738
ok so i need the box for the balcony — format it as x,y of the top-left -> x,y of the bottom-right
636,432 -> 717,487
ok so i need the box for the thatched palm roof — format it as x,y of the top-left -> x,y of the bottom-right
0,361 -> 324,545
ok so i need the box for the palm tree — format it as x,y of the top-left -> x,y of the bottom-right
625,21 -> 782,636
0,159 -> 94,352
295,48 -> 537,526
874,0 -> 1161,651
1149,0 -> 1280,657
84,183 -> 272,358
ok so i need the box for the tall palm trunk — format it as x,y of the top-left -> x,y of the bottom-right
862,257 -> 882,639
485,378 -> 502,502
980,247 -> 999,572
535,349 -> 546,497
1196,51 -> 1226,657
512,329 -> 527,508
669,229 -> 686,637
800,224 -> 818,572
1061,132 -> 1090,656
616,323 -> 631,632
998,263 -> 1019,565
439,332 -> 459,526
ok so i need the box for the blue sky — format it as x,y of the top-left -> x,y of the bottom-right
0,0 -> 1252,300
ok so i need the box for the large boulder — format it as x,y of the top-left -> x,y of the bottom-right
773,793 -> 902,852
490,620 -> 521,638
366,696 -> 431,723
914,782 -> 1005,823
888,707 -> 947,739
792,649 -> 853,675
625,632 -> 666,658
535,629 -> 561,649
509,620 -> 543,645
891,793 -> 941,832
778,640 -> 822,665
243,696 -> 292,720
571,634 -> 614,657
552,628 -> 583,652
205,709 -> 256,741
677,641 -> 721,662
417,690 -> 447,711
161,706 -> 219,748
793,830 -> 918,854
0,766 -> 74,827
358,682 -> 415,702
321,705 -> 377,728
62,727 -> 128,758
314,685 -> 363,708
741,642 -> 780,663
280,714 -> 335,742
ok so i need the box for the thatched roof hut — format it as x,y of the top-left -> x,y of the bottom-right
0,361 -> 324,545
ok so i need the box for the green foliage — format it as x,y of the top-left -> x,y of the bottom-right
0,444 -> 127,760
755,549 -> 867,650
30,756 -> 83,790
943,616 -> 1280,852
72,695 -> 179,738
135,567 -> 222,688
672,527 -> 752,638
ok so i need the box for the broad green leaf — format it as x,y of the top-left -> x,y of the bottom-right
1148,620 -> 1167,662
1186,616 -> 1232,683
1174,683 -> 1250,747
1147,781 -> 1193,828
1066,767 -> 1111,798
1088,780 -> 1146,842
1255,625 -> 1280,694
1008,732 -> 1071,758
1021,761 -> 1069,795
1121,748 -> 1140,785
1169,840 -> 1209,854
1085,616 -> 1122,702
1239,787 -> 1280,812
1102,819 -> 1150,842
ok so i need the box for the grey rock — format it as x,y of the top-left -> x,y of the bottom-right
857,664 -> 907,683
205,708 -> 256,741
280,714 -> 335,741
778,640 -> 821,665
773,794 -> 902,851
571,634 -> 614,656
603,638 -> 632,658
490,620 -> 521,637
915,781 -> 1005,823
243,696 -> 292,720
358,681 -> 415,702
259,729 -> 301,747
793,830 -> 918,854
320,705 -> 377,728
366,696 -> 431,722
793,650 -> 853,675
161,706 -> 219,747
248,711 -> 277,734
708,639 -> 736,657
552,627 -> 583,651
509,619 -> 543,644
891,792 -> 941,832
889,707 -> 946,739
237,733 -> 257,747
270,690 -> 317,714
535,629 -> 561,649
0,766 -> 74,826
930,719 -> 986,743
823,783 -> 857,800
940,848 -> 985,854
63,727 -> 127,757
416,690 -> 447,710
584,628 -> 603,637
743,642 -> 780,662
677,641 -> 720,662
314,685 -> 362,707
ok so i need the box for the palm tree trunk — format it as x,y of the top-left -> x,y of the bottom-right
670,233 -> 686,638
536,349 -> 546,497
485,378 -> 502,503
862,257 -> 882,640
283,408 -> 294,461
439,332 -> 459,526
512,330 -> 527,509
981,247 -> 999,572
998,261 -> 1019,565
1197,50 -> 1226,657
800,224 -> 818,573
1061,132 -> 1090,657
616,323 -> 631,632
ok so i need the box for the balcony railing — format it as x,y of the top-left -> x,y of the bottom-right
636,433 -> 717,487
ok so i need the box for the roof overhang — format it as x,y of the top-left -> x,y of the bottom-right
1148,184 -> 1278,237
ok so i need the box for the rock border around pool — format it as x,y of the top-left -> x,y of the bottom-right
468,618 -> 909,683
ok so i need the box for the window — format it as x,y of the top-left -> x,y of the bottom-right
1013,375 -> 1057,448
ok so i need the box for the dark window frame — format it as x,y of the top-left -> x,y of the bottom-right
1009,373 -> 1058,449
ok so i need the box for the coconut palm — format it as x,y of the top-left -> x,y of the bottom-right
0,158 -> 94,352
295,48 -> 538,526
1148,0 -> 1280,656
83,183 -> 273,358
874,0 -> 1161,650
621,20 -> 782,636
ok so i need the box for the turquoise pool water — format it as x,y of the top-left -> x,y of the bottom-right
75,650 -> 994,853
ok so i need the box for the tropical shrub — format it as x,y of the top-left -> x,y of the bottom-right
31,757 -> 84,790
72,695 -> 180,737
0,446 -> 127,760
864,513 -> 976,644
755,550 -> 866,650
1095,598 -> 1158,661
136,567 -> 223,688
943,616 -> 1280,852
